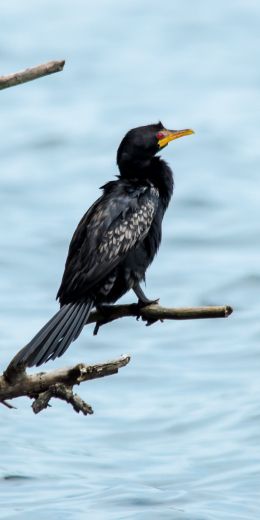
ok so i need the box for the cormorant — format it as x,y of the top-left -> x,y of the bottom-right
13,122 -> 194,367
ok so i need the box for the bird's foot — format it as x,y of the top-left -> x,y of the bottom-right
135,295 -> 160,326
136,298 -> 159,323
145,317 -> 163,327
137,297 -> 159,307
133,283 -> 159,311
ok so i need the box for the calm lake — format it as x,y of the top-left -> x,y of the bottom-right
0,1 -> 260,518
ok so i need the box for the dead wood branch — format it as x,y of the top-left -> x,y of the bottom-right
86,303 -> 233,333
0,355 -> 130,415
0,302 -> 232,415
0,60 -> 65,90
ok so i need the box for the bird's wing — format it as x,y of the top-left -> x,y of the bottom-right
57,183 -> 159,300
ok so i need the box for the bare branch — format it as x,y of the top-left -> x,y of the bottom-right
86,303 -> 233,333
0,355 -> 130,415
0,60 -> 65,90
32,385 -> 93,415
1,300 -> 232,415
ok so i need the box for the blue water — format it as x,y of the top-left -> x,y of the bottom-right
0,1 -> 260,518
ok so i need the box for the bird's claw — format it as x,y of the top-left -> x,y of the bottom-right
136,298 -> 160,325
145,318 -> 164,327
137,297 -> 159,307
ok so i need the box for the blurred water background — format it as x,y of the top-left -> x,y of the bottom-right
0,1 -> 260,518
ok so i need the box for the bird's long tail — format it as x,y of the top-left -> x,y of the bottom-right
11,300 -> 94,368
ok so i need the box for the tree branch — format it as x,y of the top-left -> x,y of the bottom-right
0,355 -> 130,415
86,302 -> 233,333
0,302 -> 232,414
0,60 -> 65,90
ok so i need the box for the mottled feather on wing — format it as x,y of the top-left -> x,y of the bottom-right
57,181 -> 159,302
97,190 -> 158,262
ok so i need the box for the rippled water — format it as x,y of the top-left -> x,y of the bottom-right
0,1 -> 260,518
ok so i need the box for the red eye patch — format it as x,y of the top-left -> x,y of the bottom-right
156,131 -> 165,140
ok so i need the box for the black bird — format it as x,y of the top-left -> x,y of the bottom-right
13,122 -> 193,367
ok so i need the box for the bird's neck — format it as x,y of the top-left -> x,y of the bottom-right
118,156 -> 174,209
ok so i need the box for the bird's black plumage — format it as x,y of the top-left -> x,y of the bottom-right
12,122 -> 193,367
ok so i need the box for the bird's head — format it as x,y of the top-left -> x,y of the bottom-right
117,122 -> 194,171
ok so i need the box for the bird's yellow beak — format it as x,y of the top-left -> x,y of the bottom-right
158,128 -> 194,149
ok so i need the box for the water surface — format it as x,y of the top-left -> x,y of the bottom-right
0,1 -> 260,518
